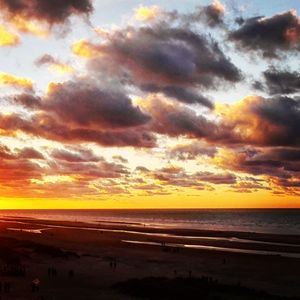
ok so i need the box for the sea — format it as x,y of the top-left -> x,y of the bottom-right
0,209 -> 300,235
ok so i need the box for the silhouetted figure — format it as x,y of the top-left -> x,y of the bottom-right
31,278 -> 40,292
223,258 -> 226,265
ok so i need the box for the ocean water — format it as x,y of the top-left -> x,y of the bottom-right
0,209 -> 300,235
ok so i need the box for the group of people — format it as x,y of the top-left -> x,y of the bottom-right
48,266 -> 75,279
0,263 -> 26,277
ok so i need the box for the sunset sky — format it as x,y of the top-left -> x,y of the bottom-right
0,0 -> 300,209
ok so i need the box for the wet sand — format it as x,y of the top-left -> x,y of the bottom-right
0,217 -> 300,299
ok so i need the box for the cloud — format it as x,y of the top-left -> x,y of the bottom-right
169,142 -> 217,160
0,0 -> 93,27
133,1 -> 226,28
151,165 -> 235,188
18,147 -> 44,159
143,96 -> 218,139
231,178 -> 271,193
261,67 -> 300,95
189,0 -> 225,28
71,39 -> 101,58
0,112 -> 156,148
35,54 -> 74,74
215,95 -> 300,147
0,0 -> 93,41
44,81 -> 151,129
73,21 -> 241,107
229,10 -> 300,58
113,155 -> 128,164
0,142 -> 136,198
9,79 -> 155,148
134,5 -> 162,22
0,25 -> 19,46
212,146 -> 300,194
141,84 -> 214,108
0,72 -> 33,90
195,171 -> 236,184
51,148 -> 101,163
0,144 -> 44,193
49,156 -> 129,179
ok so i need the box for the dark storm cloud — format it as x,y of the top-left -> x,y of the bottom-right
251,96 -> 300,146
0,0 -> 93,25
44,81 -> 151,129
0,112 -> 156,148
9,91 -> 300,150
80,23 -> 241,107
108,26 -> 241,85
215,146 -> 300,189
188,1 -> 225,28
146,97 -> 219,139
262,68 -> 300,95
229,10 -> 300,58
7,79 -> 156,148
141,84 -> 214,108
217,95 -> 300,147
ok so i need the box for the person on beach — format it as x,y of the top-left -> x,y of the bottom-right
31,278 -> 40,292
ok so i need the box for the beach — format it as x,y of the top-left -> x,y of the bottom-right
0,216 -> 300,299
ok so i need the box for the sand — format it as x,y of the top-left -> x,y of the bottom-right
0,217 -> 300,299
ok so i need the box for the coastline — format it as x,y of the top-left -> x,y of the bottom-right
0,216 -> 300,299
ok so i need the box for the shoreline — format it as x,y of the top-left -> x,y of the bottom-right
1,217 -> 300,259
1,216 -> 300,298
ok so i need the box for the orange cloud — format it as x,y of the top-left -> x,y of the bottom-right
0,25 -> 19,46
134,5 -> 162,22
10,16 -> 49,37
215,96 -> 287,146
49,64 -> 74,75
212,0 -> 225,14
72,40 -> 103,58
0,72 -> 33,90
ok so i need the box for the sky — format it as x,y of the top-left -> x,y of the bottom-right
0,0 -> 300,209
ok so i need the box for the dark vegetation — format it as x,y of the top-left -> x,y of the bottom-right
114,277 -> 300,300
